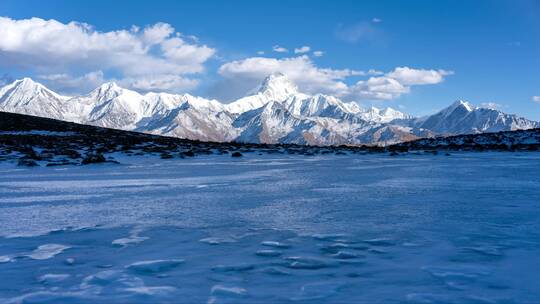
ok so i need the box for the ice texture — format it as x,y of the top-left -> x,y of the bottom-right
0,153 -> 540,303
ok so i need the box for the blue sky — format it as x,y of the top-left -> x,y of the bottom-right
0,0 -> 539,119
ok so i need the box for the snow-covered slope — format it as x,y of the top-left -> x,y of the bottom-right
0,78 -> 70,120
0,75 -> 538,146
359,106 -> 412,123
409,100 -> 539,135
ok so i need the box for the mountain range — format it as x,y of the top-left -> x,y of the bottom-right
0,73 -> 538,145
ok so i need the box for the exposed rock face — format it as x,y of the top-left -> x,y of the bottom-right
1,75 -> 538,146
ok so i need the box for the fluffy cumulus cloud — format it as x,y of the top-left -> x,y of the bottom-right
0,17 -> 216,92
348,67 -> 453,100
533,96 -> 540,103
386,67 -> 454,85
217,55 -> 453,101
218,55 -> 364,96
0,17 -> 452,101
349,77 -> 410,100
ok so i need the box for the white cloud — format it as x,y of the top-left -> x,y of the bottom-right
120,74 -> 199,91
257,51 -> 265,55
38,71 -> 104,93
141,22 -> 174,45
348,67 -> 452,100
294,46 -> 311,54
272,45 -> 288,53
218,55 -> 451,101
386,67 -> 453,85
349,76 -> 409,100
218,55 -> 452,101
367,69 -> 384,76
480,102 -> 503,110
313,51 -> 324,57
372,18 -> 382,23
533,96 -> 540,103
218,55 -> 364,96
0,17 -> 216,92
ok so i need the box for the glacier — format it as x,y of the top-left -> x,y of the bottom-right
0,152 -> 540,303
1,73 -> 538,146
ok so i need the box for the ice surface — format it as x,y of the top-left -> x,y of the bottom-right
126,259 -> 185,274
26,244 -> 70,260
0,153 -> 540,303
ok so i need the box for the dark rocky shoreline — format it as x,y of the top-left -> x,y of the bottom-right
1,111 -> 539,167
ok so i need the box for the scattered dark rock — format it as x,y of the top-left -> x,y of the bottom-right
39,152 -> 55,159
81,153 -> 106,165
160,153 -> 173,159
180,150 -> 195,157
17,157 -> 39,167
61,149 -> 81,159
2,111 -> 540,169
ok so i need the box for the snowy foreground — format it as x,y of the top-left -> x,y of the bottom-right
1,153 -> 540,303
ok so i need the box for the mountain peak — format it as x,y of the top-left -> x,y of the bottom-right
4,77 -> 65,100
449,100 -> 475,112
17,77 -> 36,84
12,77 -> 43,90
98,81 -> 122,91
256,73 -> 298,100
90,82 -> 124,100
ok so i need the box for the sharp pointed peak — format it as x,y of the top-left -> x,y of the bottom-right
18,77 -> 35,83
0,77 -> 71,100
88,81 -> 127,101
449,99 -> 475,111
97,81 -> 122,90
7,77 -> 54,94
12,77 -> 42,88
255,73 -> 298,98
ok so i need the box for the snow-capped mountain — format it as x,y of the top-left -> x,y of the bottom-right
0,74 -> 538,145
0,78 -> 70,120
407,100 -> 539,135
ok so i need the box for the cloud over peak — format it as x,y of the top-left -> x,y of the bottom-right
217,55 -> 453,101
218,55 -> 357,96
0,17 -> 216,92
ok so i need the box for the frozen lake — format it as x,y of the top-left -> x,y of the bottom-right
1,153 -> 540,303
